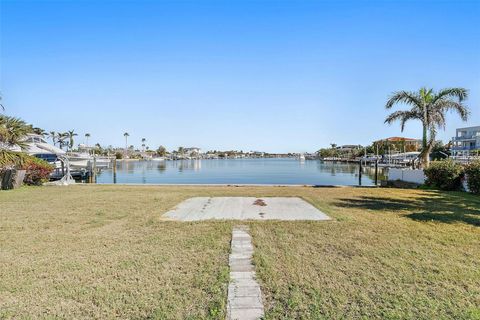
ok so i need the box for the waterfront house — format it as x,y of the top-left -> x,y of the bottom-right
183,147 -> 201,157
451,126 -> 480,157
373,137 -> 422,153
336,145 -> 362,152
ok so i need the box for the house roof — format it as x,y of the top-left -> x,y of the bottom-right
375,137 -> 419,142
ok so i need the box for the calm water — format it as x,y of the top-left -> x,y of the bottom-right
96,158 -> 385,185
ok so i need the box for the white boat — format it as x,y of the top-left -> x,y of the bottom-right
298,153 -> 306,161
67,152 -> 112,169
21,134 -> 65,158
4,134 -> 66,173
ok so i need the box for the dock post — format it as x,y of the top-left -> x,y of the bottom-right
88,161 -> 92,183
92,157 -> 97,183
374,159 -> 378,186
358,160 -> 362,186
113,158 -> 117,184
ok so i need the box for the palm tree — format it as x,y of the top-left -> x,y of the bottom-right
31,127 -> 46,136
0,115 -> 33,149
141,138 -> 146,152
123,132 -> 129,157
385,87 -> 469,167
85,133 -> 91,147
57,132 -> 68,150
67,130 -> 78,151
157,145 -> 167,157
48,131 -> 57,146
0,94 -> 4,112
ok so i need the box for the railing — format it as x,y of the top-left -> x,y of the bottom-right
452,146 -> 478,151
452,134 -> 480,141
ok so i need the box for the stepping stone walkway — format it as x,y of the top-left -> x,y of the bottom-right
227,226 -> 265,320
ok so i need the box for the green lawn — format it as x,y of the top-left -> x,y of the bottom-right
0,185 -> 479,319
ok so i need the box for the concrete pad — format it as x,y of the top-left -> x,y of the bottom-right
164,197 -> 331,221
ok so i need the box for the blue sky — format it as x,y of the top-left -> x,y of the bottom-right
1,0 -> 479,153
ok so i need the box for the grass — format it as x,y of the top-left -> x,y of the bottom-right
0,185 -> 479,319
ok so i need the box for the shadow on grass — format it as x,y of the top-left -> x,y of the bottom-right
334,191 -> 480,226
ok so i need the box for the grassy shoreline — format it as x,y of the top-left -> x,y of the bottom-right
1,185 -> 479,319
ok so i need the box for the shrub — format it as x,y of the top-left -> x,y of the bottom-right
424,159 -> 464,191
115,152 -> 123,159
465,160 -> 480,194
22,156 -> 54,186
1,151 -> 53,186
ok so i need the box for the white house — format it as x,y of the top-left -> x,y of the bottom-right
451,126 -> 480,157
183,147 -> 201,156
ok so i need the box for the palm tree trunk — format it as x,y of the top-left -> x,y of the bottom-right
418,121 -> 428,168
422,123 -> 427,151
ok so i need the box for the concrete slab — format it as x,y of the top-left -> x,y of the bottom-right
164,197 -> 331,221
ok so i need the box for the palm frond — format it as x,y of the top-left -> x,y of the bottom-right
0,115 -> 33,149
434,87 -> 469,103
384,110 -> 421,131
436,99 -> 470,122
385,91 -> 422,109
432,110 -> 446,130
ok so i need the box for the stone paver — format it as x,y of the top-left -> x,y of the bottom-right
165,197 -> 331,221
227,226 -> 265,320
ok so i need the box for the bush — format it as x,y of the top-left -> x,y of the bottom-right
465,160 -> 480,194
22,157 -> 54,186
424,159 -> 464,191
115,152 -> 123,159
1,151 -> 53,186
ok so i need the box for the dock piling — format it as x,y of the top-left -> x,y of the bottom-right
358,160 -> 362,186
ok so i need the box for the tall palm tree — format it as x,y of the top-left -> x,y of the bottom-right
385,87 -> 469,167
85,133 -> 91,147
123,132 -> 129,157
141,138 -> 146,152
67,130 -> 78,151
57,132 -> 68,150
48,131 -> 57,146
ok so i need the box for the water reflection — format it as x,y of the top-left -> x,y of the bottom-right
96,158 -> 387,185
157,162 -> 166,173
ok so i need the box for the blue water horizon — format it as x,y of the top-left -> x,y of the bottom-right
96,158 -> 385,186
